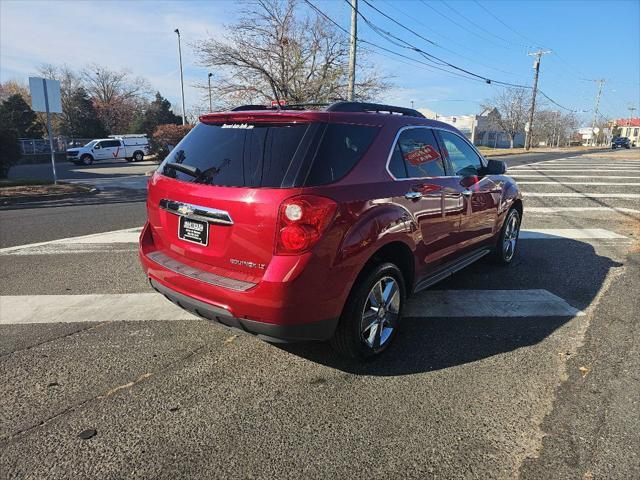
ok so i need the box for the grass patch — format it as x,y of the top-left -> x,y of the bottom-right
0,178 -> 55,187
0,180 -> 94,201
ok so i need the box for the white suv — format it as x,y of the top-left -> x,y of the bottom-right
66,135 -> 150,165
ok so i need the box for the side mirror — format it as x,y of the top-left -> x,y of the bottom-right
483,159 -> 506,175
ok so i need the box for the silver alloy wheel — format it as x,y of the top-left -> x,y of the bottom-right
503,212 -> 520,261
134,152 -> 143,161
360,276 -> 400,351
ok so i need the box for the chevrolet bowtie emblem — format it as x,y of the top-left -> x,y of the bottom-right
177,205 -> 194,216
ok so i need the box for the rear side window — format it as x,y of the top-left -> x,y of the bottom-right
388,128 -> 446,179
304,124 -> 379,186
160,122 -> 379,188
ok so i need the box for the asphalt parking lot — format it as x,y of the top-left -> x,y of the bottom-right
1,149 -> 639,479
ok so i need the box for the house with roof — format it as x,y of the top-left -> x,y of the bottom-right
435,108 -> 524,148
614,118 -> 640,146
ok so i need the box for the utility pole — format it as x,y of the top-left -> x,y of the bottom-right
175,28 -> 186,125
524,50 -> 551,151
590,79 -> 605,146
628,106 -> 637,137
347,0 -> 358,101
208,73 -> 213,112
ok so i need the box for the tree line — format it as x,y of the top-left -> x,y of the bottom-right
0,64 -> 182,140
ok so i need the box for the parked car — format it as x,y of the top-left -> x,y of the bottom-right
611,137 -> 631,149
66,135 -> 150,165
139,102 -> 523,359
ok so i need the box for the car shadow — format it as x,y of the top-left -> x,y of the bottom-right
278,238 -> 623,376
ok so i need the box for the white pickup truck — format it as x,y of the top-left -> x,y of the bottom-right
66,135 -> 150,165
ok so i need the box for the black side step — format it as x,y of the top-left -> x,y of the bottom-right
414,249 -> 490,293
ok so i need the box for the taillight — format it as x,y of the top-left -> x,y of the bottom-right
275,195 -> 337,255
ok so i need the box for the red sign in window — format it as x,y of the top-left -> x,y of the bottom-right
404,145 -> 441,166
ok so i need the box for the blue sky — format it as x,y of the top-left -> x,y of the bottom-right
1,0 -> 638,124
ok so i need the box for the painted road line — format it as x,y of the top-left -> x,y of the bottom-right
523,192 -> 640,198
519,228 -> 627,240
0,293 -> 198,325
0,289 -> 584,325
516,181 -> 640,185
509,168 -> 640,172
404,289 -> 584,318
510,175 -> 640,179
0,227 -> 142,255
525,207 -> 640,214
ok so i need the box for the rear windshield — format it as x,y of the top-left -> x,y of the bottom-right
159,122 -> 379,188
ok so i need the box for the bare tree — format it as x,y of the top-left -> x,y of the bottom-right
194,0 -> 389,107
0,80 -> 30,104
483,88 -> 530,148
82,65 -> 151,133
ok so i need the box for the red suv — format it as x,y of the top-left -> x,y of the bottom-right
139,102 -> 522,359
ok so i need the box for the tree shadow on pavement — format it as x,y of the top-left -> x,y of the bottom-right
278,238 -> 624,376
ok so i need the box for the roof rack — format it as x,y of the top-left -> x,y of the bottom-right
230,101 -> 424,118
325,101 -> 425,118
231,103 -> 329,112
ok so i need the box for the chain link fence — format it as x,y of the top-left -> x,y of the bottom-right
19,137 -> 94,155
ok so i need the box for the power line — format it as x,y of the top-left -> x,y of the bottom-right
418,0 -> 513,51
471,0 -> 544,49
440,0 -> 531,50
304,0 -> 579,114
371,0 -> 527,78
351,0 -> 531,87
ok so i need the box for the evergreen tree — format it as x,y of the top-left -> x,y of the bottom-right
0,94 -> 44,138
59,87 -> 106,138
130,92 -> 181,135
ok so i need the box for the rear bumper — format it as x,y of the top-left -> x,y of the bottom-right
150,277 -> 338,342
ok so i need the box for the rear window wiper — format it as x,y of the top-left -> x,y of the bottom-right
164,162 -> 201,178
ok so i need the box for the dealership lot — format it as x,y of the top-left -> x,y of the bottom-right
1,150 -> 639,478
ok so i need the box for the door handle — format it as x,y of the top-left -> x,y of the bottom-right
462,190 -> 473,197
405,191 -> 423,200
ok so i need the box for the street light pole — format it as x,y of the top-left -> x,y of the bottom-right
208,73 -> 213,112
174,28 -> 186,125
347,0 -> 358,101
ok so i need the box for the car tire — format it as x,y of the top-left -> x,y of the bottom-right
490,207 -> 521,265
330,262 -> 406,360
80,154 -> 93,166
133,151 -> 144,162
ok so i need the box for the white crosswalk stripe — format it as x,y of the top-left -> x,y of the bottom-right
525,207 -> 640,214
0,289 -> 584,325
517,181 -> 640,186
510,175 -> 640,179
523,192 -> 640,198
0,227 -> 628,256
519,229 -> 627,240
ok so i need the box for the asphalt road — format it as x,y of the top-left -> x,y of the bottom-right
1,148 -> 639,479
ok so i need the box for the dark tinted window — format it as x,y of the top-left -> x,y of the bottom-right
160,123 -> 308,187
99,140 -> 119,148
160,122 -> 379,188
439,130 -> 483,176
304,124 -> 379,186
389,128 -> 446,178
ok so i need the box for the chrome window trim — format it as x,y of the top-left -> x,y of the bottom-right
384,125 -> 486,181
159,199 -> 234,226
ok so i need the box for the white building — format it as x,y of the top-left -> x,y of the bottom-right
435,108 -> 524,148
